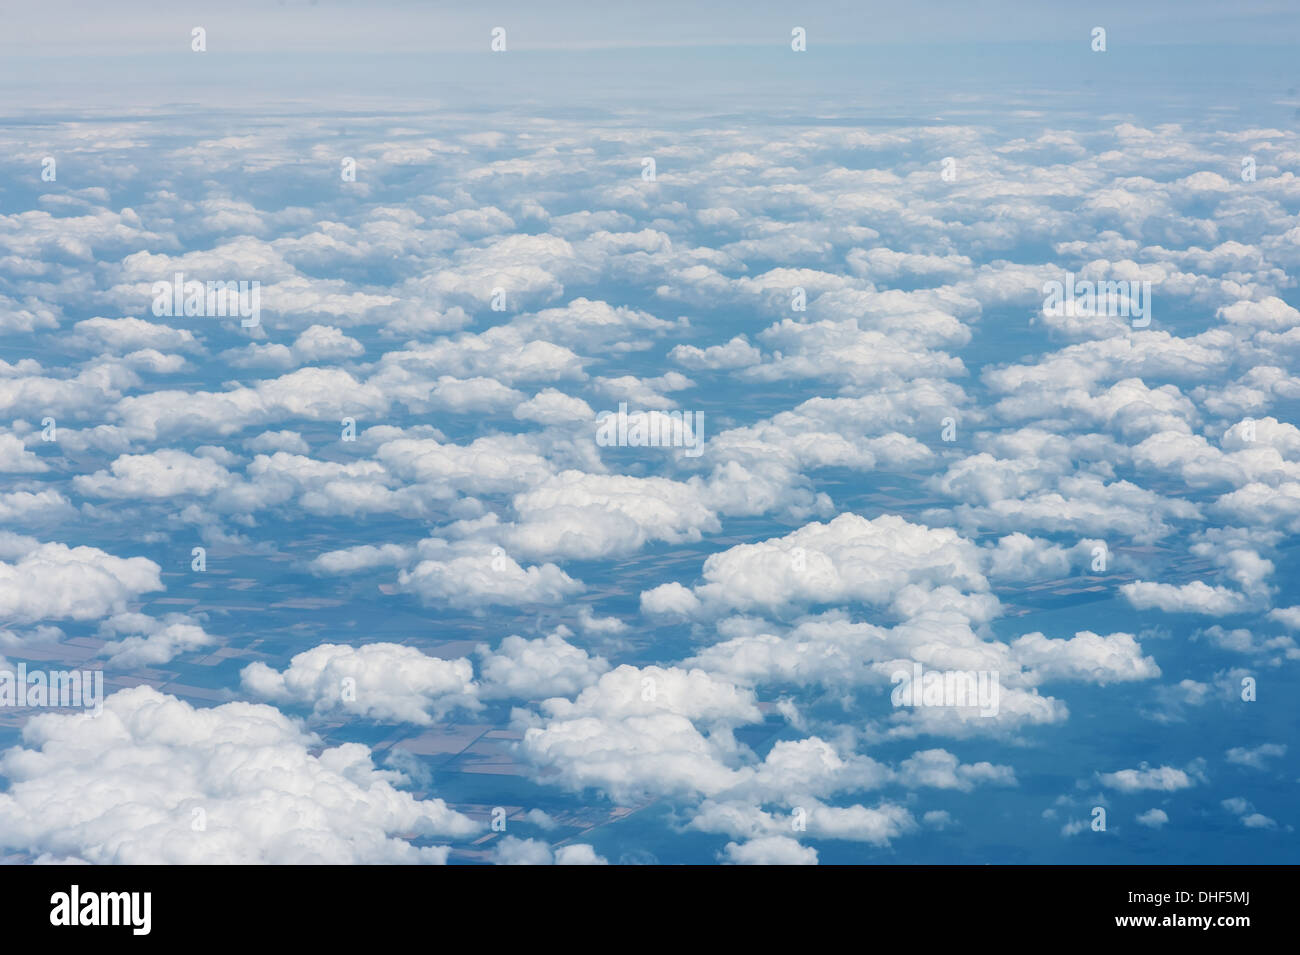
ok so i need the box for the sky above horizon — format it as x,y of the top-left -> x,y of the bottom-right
4,1 -> 1300,54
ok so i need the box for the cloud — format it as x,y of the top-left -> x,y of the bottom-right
241,643 -> 479,724
1224,743 -> 1286,770
669,513 -> 990,619
896,749 -> 1017,792
0,686 -> 478,863
670,335 -> 762,370
513,389 -> 595,424
1221,797 -> 1277,829
0,542 -> 162,625
1218,296 -> 1300,331
477,631 -> 609,700
67,316 -> 201,355
0,434 -> 48,473
1098,762 -> 1204,793
1136,808 -> 1169,828
1011,631 -> 1161,685
983,533 -> 1072,581
397,541 -> 584,609
6,88 -> 1300,867
98,612 -> 215,667
720,836 -> 818,865
506,471 -> 721,561
243,430 -> 310,455
492,836 -> 608,865
517,665 -> 762,801
74,449 -> 236,499
1120,580 -> 1249,616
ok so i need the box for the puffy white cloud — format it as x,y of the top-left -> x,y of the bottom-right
0,489 -> 75,524
696,797 -> 916,848
742,317 -> 965,390
1221,797 -> 1276,828
983,533 -> 1072,581
720,836 -> 818,865
575,605 -> 628,635
706,394 -> 936,493
292,324 -> 364,362
1268,605 -> 1300,629
372,325 -> 586,387
243,430 -> 310,455
507,471 -> 721,561
477,632 -> 609,700
1098,762 -> 1203,793
513,388 -> 594,424
1224,743 -> 1285,769
1215,480 -> 1300,532
74,449 -> 235,499
1218,296 -> 1300,331
0,686 -> 478,863
235,450 -> 423,518
397,540 -> 584,609
674,513 -> 990,618
846,247 -> 972,282
221,325 -> 364,371
537,665 -> 761,728
1193,624 -> 1299,661
376,435 -> 555,496
309,542 -> 415,575
0,294 -> 58,334
593,372 -> 693,410
1121,580 -> 1248,616
745,738 -> 890,802
520,711 -> 747,801
896,749 -> 1017,791
640,582 -> 703,617
515,297 -> 680,351
241,642 -> 479,724
67,316 -> 200,354
426,376 -> 525,413
0,542 -> 162,625
1010,631 -> 1161,684
670,335 -> 762,370
1241,813 -> 1276,829
517,665 -> 762,801
111,367 -> 390,441
929,453 -> 1059,507
0,433 -> 48,473
938,474 -> 1200,545
0,360 -> 144,419
798,801 -> 917,844
554,843 -> 609,865
98,612 -> 215,667
1136,808 -> 1169,828
492,836 -> 608,865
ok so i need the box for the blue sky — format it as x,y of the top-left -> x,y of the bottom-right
0,2 -> 1296,864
